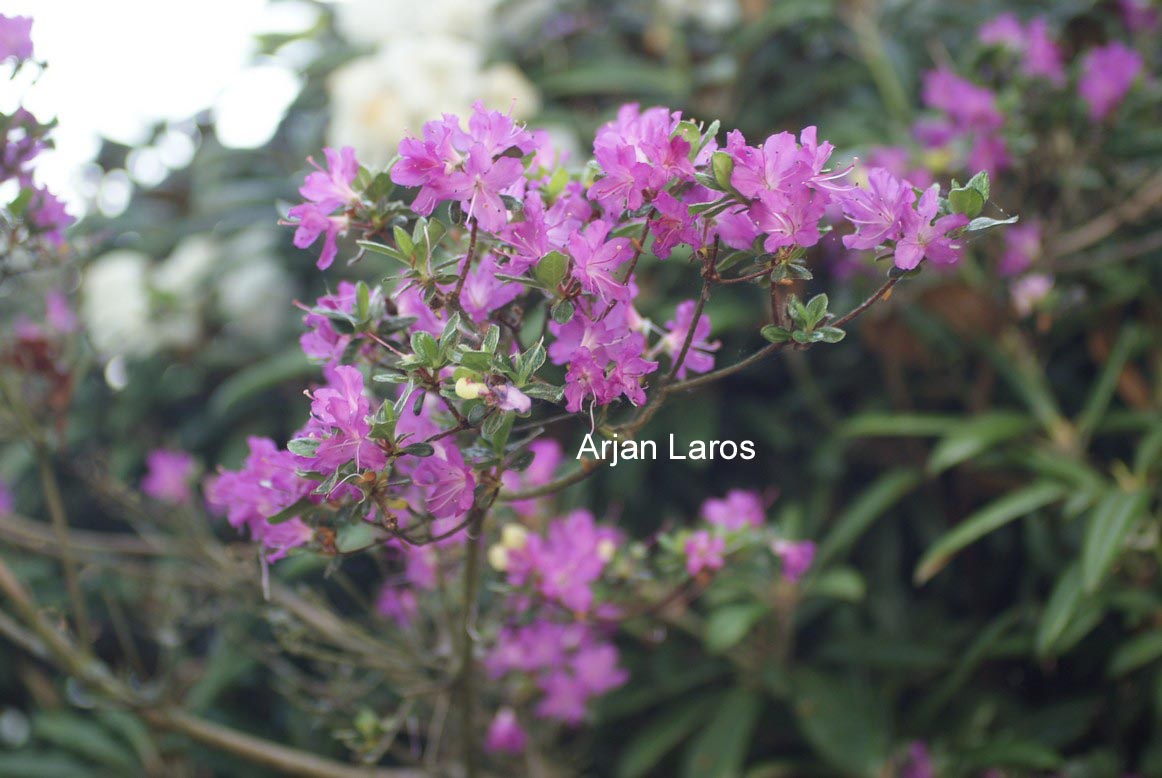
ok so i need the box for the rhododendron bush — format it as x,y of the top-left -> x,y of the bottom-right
2,2 -> 1162,776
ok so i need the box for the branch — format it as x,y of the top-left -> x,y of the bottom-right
1051,167 -> 1162,257
35,451 -> 92,646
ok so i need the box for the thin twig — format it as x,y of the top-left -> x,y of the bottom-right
36,450 -> 92,646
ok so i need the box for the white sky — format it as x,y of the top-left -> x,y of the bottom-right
3,0 -> 318,213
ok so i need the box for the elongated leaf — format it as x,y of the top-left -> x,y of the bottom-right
926,413 -> 1034,475
1081,488 -> 1150,592
792,670 -> 890,776
960,740 -> 1063,770
915,482 -> 1067,584
681,688 -> 762,778
704,603 -> 767,654
209,348 -> 314,417
816,468 -> 921,566
33,712 -> 138,772
1108,630 -> 1162,677
617,695 -> 715,778
1036,563 -> 1083,658
1077,326 -> 1141,442
842,413 -> 961,438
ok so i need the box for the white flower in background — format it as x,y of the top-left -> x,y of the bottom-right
334,0 -> 498,46
82,250 -> 156,358
659,0 -> 740,30
215,229 -> 295,342
153,234 -> 218,295
326,0 -> 540,166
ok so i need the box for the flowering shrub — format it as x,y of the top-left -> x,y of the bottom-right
191,96 -> 1011,768
4,3 -> 1161,777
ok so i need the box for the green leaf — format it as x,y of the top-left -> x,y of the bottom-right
711,151 -> 735,191
1076,326 -> 1141,442
617,695 -> 714,778
1036,563 -> 1084,658
400,442 -> 435,457
392,225 -> 414,258
965,169 -> 990,201
960,740 -> 1063,770
681,688 -> 762,778
551,299 -> 575,325
964,214 -> 1019,233
1081,488 -> 1150,593
704,603 -> 767,654
33,711 -> 139,772
534,250 -> 568,289
948,186 -> 984,218
926,412 -> 1035,475
356,239 -> 408,264
792,669 -> 890,776
482,324 -> 501,353
814,326 -> 845,344
816,468 -> 922,566
760,325 -> 792,343
806,567 -> 865,601
842,413 -> 960,438
286,438 -> 320,457
265,496 -> 313,525
915,482 -> 1067,584
1108,630 -> 1162,677
335,521 -> 379,553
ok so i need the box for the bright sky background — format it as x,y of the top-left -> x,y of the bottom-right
2,0 -> 320,215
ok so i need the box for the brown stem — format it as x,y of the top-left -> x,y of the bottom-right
36,450 -> 92,646
451,222 -> 479,312
456,486 -> 497,778
497,458 -> 602,502
831,276 -> 898,328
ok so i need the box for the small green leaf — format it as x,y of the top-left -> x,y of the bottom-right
814,326 -> 845,344
711,150 -> 735,191
965,169 -> 990,201
551,299 -> 575,325
400,442 -> 435,457
964,214 -> 1019,233
392,225 -> 414,258
817,468 -> 922,566
534,250 -> 569,289
286,438 -> 320,457
949,186 -> 985,218
335,522 -> 379,553
760,325 -> 792,343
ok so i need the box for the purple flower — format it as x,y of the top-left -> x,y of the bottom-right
299,146 -> 360,210
1010,273 -> 1053,317
900,741 -> 935,778
772,539 -> 816,583
500,439 -> 563,517
204,437 -> 316,560
840,168 -> 911,251
978,13 -> 1024,48
1079,42 -> 1143,121
649,191 -> 702,259
701,489 -> 766,530
921,69 -> 1003,132
893,187 -> 968,270
376,584 -> 418,627
0,15 -> 33,62
998,221 -> 1041,276
0,480 -> 13,514
446,147 -> 524,233
414,445 -> 475,520
302,365 -> 387,474
44,289 -> 78,334
684,530 -> 725,577
26,186 -> 73,245
141,449 -> 196,505
484,708 -> 526,754
457,252 -> 522,324
300,282 -> 359,364
287,202 -> 348,270
1021,18 -> 1065,86
568,220 -> 634,305
661,300 -> 719,379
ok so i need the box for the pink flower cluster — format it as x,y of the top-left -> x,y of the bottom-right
1,18 -> 74,247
